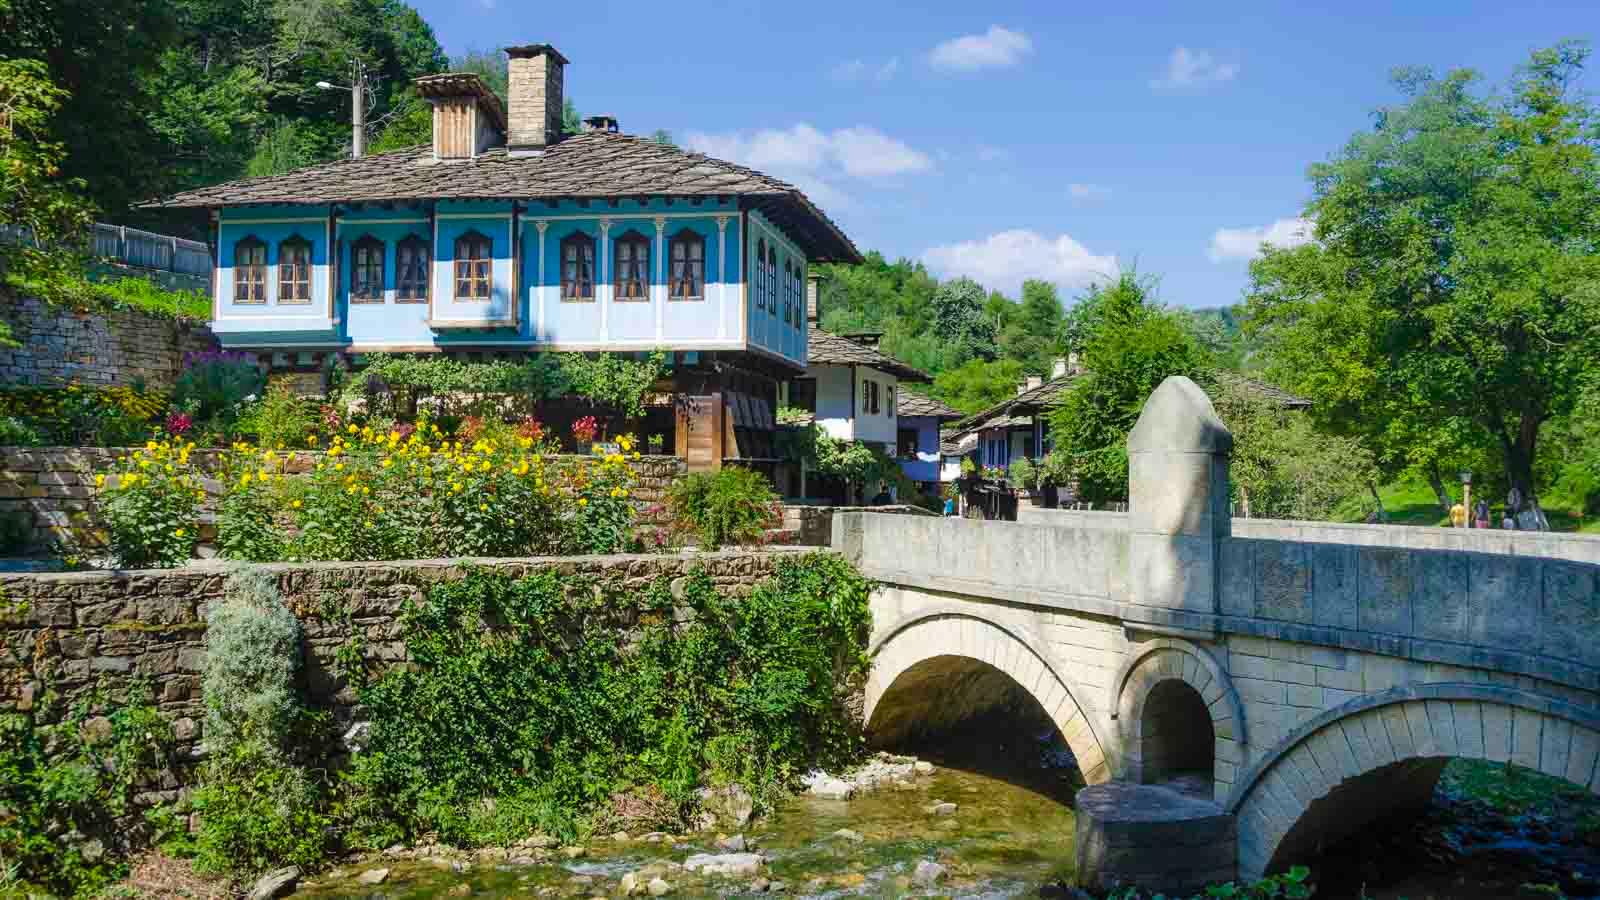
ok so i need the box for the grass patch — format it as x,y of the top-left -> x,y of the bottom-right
1347,473 -> 1600,533
1439,759 -> 1597,817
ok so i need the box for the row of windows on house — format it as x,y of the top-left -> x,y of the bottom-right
861,379 -> 893,417
753,237 -> 805,328
231,229 -> 711,305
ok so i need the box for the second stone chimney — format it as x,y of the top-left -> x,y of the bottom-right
806,272 -> 824,323
505,44 -> 568,154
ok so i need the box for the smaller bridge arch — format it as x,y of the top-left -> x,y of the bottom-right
1112,639 -> 1246,797
1228,683 -> 1600,880
865,603 -> 1111,783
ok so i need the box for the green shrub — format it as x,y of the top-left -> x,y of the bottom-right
238,381 -> 315,450
190,743 -> 334,877
0,688 -> 174,898
173,351 -> 265,426
1008,456 -> 1038,491
341,553 -> 871,845
97,438 -> 201,568
0,415 -> 42,446
667,467 -> 780,549
190,566 -> 334,877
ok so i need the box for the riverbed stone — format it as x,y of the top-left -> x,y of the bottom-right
912,860 -> 946,886
715,834 -> 747,852
914,761 -> 935,774
246,866 -> 300,900
924,801 -> 958,816
683,852 -> 764,877
831,828 -> 864,842
356,868 -> 390,885
647,877 -> 672,896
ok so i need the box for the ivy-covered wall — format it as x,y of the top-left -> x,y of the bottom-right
0,550 -> 813,782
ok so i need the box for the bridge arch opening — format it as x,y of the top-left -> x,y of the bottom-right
864,609 -> 1111,785
1139,679 -> 1215,788
1232,687 -> 1600,891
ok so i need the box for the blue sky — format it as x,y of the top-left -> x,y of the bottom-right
412,0 -> 1600,308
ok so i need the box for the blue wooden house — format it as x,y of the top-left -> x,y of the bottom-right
148,44 -> 860,470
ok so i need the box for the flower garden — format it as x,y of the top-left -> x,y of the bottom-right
1,350 -> 793,566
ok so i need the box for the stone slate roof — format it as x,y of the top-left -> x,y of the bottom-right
952,375 -> 1075,439
145,130 -> 861,262
806,327 -> 930,382
1217,372 -> 1312,409
896,387 -> 962,420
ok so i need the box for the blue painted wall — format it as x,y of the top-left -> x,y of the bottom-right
746,210 -> 806,367
215,206 -> 335,345
897,415 -> 943,483
214,197 -> 796,358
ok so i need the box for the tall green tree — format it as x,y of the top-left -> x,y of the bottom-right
1213,377 -> 1377,520
931,276 -> 995,362
930,358 -> 1026,415
1246,42 -> 1600,530
1047,273 -> 1212,502
1002,279 -> 1065,374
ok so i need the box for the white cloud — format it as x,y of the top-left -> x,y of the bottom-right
1068,182 -> 1109,200
1151,47 -> 1239,89
1208,217 -> 1313,262
831,57 -> 899,83
923,230 -> 1119,297
929,25 -> 1033,71
684,124 -> 931,180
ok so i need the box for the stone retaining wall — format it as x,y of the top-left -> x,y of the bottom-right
0,551 -> 806,788
0,295 -> 216,390
0,446 -> 687,554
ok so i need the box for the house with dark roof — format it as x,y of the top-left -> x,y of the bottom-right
894,387 -> 964,491
148,43 -> 860,471
783,277 -> 930,454
952,365 -> 1311,474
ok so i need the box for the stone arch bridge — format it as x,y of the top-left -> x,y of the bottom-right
834,376 -> 1600,893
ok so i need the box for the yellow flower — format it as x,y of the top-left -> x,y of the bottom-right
452,482 -> 463,493
347,424 -> 358,434
347,487 -> 358,495
480,503 -> 489,511
307,435 -> 318,446
519,437 -> 533,449
240,472 -> 252,485
362,486 -> 370,495
610,487 -> 621,498
578,497 -> 588,507
335,462 -> 345,471
382,458 -> 393,469
94,474 -> 105,487
139,460 -> 151,469
174,528 -> 186,538
145,440 -> 157,451
292,499 -> 302,509
632,452 -> 641,461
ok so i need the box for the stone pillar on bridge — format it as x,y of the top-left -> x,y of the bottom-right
1124,375 -> 1233,632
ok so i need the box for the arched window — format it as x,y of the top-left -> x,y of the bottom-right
453,230 -> 492,300
782,260 -> 793,325
233,236 -> 267,304
669,229 -> 704,301
767,245 -> 778,318
561,232 -> 596,301
277,236 -> 312,304
754,239 -> 766,311
793,264 -> 804,326
395,235 -> 429,303
351,235 -> 385,303
613,229 -> 651,301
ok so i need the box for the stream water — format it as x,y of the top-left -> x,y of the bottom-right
293,732 -> 1600,900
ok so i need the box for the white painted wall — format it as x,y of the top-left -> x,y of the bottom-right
808,363 -> 899,446
809,363 -> 856,440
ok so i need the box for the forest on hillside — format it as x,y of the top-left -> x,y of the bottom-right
814,254 -> 1256,415
0,0 -> 599,235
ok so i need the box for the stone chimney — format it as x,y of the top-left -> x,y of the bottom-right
583,115 -> 619,133
1019,375 -> 1043,394
505,44 -> 568,153
1067,351 -> 1083,375
1051,357 -> 1068,379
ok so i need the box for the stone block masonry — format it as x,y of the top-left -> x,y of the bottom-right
0,295 -> 216,390
0,550 -> 808,788
0,447 -> 687,555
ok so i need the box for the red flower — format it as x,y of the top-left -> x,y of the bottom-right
165,412 -> 193,436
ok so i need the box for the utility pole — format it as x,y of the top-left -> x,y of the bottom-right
316,58 -> 368,159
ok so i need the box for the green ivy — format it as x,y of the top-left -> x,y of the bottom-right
341,553 -> 872,847
558,350 -> 668,419
0,685 -> 175,898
